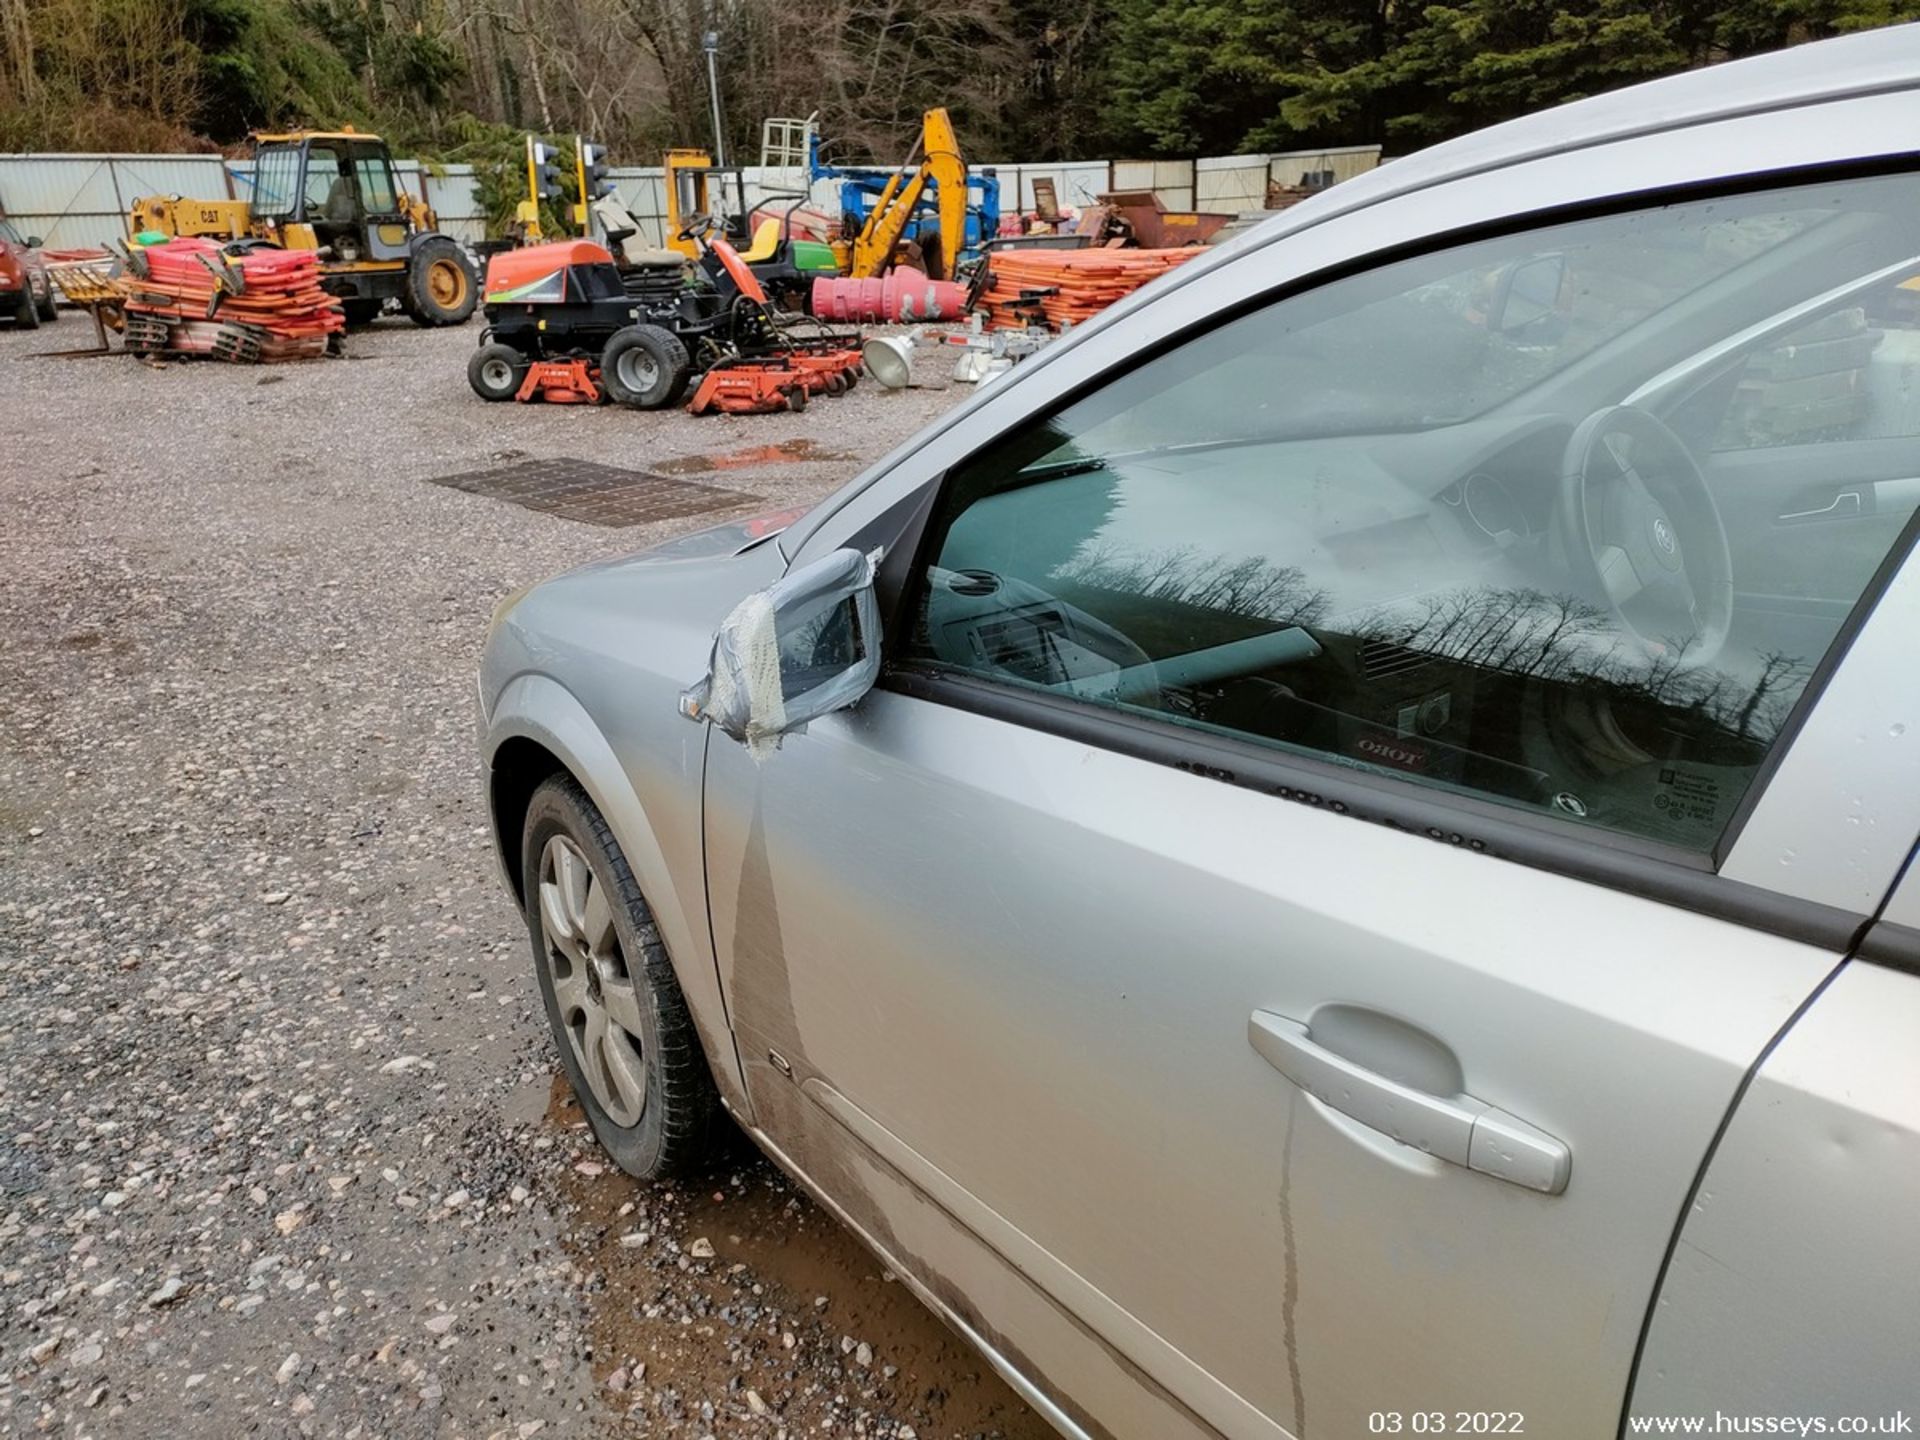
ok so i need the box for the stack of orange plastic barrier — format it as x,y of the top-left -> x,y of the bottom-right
123,237 -> 343,362
975,247 -> 1205,331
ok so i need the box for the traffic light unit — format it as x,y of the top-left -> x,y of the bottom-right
575,139 -> 613,232
514,136 -> 567,241
533,141 -> 565,204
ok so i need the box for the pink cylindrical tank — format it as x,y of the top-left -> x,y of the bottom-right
811,266 -> 968,323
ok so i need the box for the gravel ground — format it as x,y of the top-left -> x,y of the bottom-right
0,315 -> 1047,1440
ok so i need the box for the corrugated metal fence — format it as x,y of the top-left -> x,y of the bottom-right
0,153 -> 490,249
0,145 -> 1382,252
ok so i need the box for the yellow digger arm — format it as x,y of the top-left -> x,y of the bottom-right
850,167 -> 930,277
922,108 -> 968,282
848,108 -> 969,280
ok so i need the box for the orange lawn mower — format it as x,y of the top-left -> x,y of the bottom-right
468,220 -> 864,415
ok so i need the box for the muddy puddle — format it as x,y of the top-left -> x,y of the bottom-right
652,439 -> 860,475
546,1077 -> 1053,1437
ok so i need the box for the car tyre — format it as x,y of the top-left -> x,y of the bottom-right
402,237 -> 479,326
601,325 -> 691,409
521,776 -> 719,1178
35,280 -> 56,323
468,342 -> 527,402
13,286 -> 39,329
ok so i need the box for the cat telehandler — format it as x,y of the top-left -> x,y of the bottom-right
128,129 -> 479,328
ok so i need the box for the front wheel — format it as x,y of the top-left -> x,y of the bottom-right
467,343 -> 527,402
13,286 -> 39,329
602,324 -> 692,409
403,236 -> 479,326
521,777 -> 719,1178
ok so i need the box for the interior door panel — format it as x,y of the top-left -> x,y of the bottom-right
1707,442 -> 1920,598
1702,443 -> 1920,659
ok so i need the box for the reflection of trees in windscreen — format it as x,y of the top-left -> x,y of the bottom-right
1048,539 -> 1809,748
1053,543 -> 1330,626
1355,587 -> 1811,746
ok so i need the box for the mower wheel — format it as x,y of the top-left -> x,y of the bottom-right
602,325 -> 692,410
468,343 -> 529,402
403,237 -> 479,327
785,386 -> 807,413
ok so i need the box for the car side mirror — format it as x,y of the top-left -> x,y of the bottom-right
1490,253 -> 1566,336
25,236 -> 42,249
680,547 -> 881,754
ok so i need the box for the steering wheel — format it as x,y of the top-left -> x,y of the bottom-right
1558,405 -> 1733,665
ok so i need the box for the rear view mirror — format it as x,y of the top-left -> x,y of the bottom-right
680,547 -> 881,755
1490,253 -> 1566,336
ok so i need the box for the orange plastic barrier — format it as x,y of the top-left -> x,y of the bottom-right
975,247 -> 1205,331
123,238 -> 344,361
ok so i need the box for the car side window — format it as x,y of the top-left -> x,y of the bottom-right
899,172 -> 1920,854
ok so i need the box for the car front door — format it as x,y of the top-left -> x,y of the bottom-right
704,168 -> 1920,1439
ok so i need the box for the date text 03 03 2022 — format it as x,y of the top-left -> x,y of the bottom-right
1369,1415 -> 1526,1435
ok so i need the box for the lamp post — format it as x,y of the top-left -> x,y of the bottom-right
703,28 -> 727,168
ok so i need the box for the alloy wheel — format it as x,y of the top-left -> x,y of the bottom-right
538,834 -> 648,1126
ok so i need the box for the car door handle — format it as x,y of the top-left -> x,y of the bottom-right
1777,489 -> 1863,523
1248,1011 -> 1570,1194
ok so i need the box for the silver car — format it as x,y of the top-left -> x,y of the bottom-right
480,29 -> 1920,1439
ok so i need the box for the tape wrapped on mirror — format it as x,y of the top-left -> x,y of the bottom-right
680,547 -> 882,757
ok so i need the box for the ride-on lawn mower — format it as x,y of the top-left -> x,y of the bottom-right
467,220 -> 863,414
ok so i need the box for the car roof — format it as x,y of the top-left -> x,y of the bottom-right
1261,24 -> 1920,237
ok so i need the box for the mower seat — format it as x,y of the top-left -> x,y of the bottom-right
590,197 -> 678,267
740,217 -> 785,263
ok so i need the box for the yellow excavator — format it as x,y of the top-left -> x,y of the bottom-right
128,129 -> 479,327
789,108 -> 996,279
844,108 -> 972,279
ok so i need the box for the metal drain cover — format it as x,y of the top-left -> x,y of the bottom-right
427,459 -> 761,528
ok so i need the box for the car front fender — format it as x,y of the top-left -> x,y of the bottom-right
485,669 -> 747,1113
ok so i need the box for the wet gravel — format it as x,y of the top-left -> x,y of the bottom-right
0,316 -> 1032,1438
